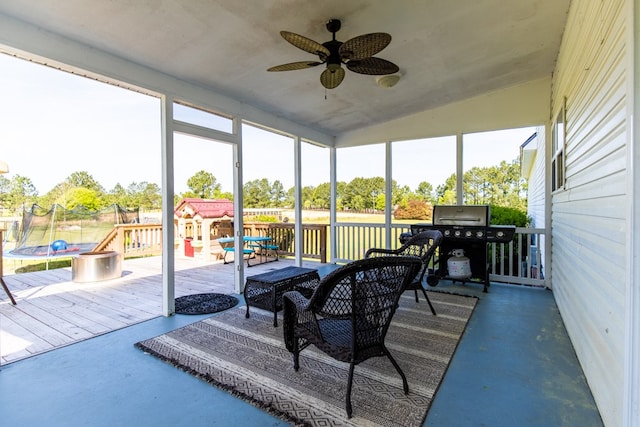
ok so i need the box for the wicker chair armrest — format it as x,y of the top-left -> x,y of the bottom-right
283,290 -> 311,311
283,290 -> 315,352
364,247 -> 402,258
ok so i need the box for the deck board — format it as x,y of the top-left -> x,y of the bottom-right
0,256 -> 316,364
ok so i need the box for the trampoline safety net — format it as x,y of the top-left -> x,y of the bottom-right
10,204 -> 139,257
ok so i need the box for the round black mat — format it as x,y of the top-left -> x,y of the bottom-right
174,293 -> 239,315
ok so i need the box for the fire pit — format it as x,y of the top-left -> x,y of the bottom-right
72,251 -> 122,283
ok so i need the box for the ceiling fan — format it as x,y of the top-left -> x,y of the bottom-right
267,19 -> 399,89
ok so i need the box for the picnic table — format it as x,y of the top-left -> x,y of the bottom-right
219,236 -> 279,267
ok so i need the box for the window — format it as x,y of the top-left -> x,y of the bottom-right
551,99 -> 566,192
391,136 -> 456,222
242,124 -> 293,209
463,127 -> 535,206
173,101 -> 233,133
337,144 -> 385,212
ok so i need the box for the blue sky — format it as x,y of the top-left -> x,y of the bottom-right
0,53 -> 535,196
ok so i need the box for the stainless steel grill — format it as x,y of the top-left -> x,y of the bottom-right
409,205 -> 515,292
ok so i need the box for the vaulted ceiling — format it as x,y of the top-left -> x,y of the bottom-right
0,0 -> 570,138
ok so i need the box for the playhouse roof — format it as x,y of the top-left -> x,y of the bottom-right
174,198 -> 234,220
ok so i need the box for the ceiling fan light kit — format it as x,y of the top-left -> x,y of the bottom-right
376,74 -> 400,88
268,19 -> 399,89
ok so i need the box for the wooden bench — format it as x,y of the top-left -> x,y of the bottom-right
209,239 -> 226,260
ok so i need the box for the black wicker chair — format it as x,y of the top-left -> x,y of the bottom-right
282,256 -> 422,418
365,230 -> 443,315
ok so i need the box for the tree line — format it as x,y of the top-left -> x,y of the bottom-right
0,159 -> 527,215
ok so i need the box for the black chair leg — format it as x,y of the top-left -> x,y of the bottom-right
346,363 -> 355,418
421,287 -> 437,315
385,348 -> 409,394
293,352 -> 300,371
1,277 -> 16,305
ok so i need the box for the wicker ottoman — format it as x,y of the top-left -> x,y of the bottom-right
244,266 -> 320,327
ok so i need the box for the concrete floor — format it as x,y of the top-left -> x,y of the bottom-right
0,277 -> 603,427
424,282 -> 603,427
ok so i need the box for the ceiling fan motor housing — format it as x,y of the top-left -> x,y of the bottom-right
323,40 -> 343,72
268,17 -> 399,89
326,19 -> 342,34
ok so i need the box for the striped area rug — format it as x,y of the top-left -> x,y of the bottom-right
135,291 -> 478,427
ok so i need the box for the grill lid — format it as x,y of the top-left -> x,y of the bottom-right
432,205 -> 490,227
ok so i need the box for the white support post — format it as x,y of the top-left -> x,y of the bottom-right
544,122 -> 553,290
160,95 -> 175,317
330,147 -> 337,263
385,141 -> 393,247
623,1 -> 639,424
456,132 -> 464,205
233,118 -> 244,294
293,136 -> 303,265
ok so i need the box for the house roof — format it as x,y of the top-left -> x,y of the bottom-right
174,198 -> 234,220
520,132 -> 539,178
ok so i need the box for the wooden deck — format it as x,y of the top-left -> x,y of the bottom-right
0,255 -> 316,364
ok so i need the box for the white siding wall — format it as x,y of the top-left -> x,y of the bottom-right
527,130 -> 547,224
550,1 -> 628,425
526,128 -> 547,282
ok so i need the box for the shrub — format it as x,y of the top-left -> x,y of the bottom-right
252,215 -> 278,223
489,205 -> 530,226
394,200 -> 432,220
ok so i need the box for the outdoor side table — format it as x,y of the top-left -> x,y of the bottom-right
244,266 -> 320,327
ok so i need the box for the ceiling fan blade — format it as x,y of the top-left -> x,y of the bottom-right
267,61 -> 323,72
346,57 -> 399,75
320,67 -> 345,89
339,33 -> 392,60
281,31 -> 330,57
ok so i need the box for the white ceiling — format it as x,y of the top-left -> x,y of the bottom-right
0,0 -> 570,138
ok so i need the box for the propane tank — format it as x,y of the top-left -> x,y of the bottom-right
447,249 -> 472,279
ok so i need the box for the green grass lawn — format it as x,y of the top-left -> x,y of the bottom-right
3,257 -> 74,275
16,258 -> 73,273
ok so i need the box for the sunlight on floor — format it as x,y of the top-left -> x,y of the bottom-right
1,329 -> 32,355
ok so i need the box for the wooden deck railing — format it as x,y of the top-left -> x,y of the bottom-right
243,222 -> 327,263
93,223 -> 163,257
93,221 -> 545,286
94,222 -> 328,262
488,227 -> 546,287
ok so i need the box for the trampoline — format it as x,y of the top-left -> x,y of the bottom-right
6,204 -> 138,260
6,242 -> 98,259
